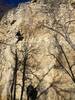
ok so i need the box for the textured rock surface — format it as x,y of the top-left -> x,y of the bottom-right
0,1 -> 75,100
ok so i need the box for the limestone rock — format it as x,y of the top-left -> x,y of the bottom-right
0,1 -> 75,100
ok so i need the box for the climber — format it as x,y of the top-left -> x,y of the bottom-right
16,31 -> 23,43
26,84 -> 38,100
71,2 -> 75,8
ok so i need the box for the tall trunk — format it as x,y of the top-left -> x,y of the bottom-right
11,49 -> 18,100
20,54 -> 27,100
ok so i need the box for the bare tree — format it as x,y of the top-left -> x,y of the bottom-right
35,1 -> 75,99
49,34 -> 75,83
42,0 -> 75,51
20,46 -> 28,100
10,49 -> 18,100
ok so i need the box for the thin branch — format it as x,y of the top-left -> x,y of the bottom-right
36,66 -> 53,89
50,53 -> 72,79
43,25 -> 75,50
65,20 -> 75,24
54,35 -> 75,81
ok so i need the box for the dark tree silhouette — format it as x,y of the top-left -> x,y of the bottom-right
20,47 -> 28,100
10,49 -> 18,100
26,84 -> 38,100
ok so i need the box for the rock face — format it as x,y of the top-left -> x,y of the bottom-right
0,1 -> 75,100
